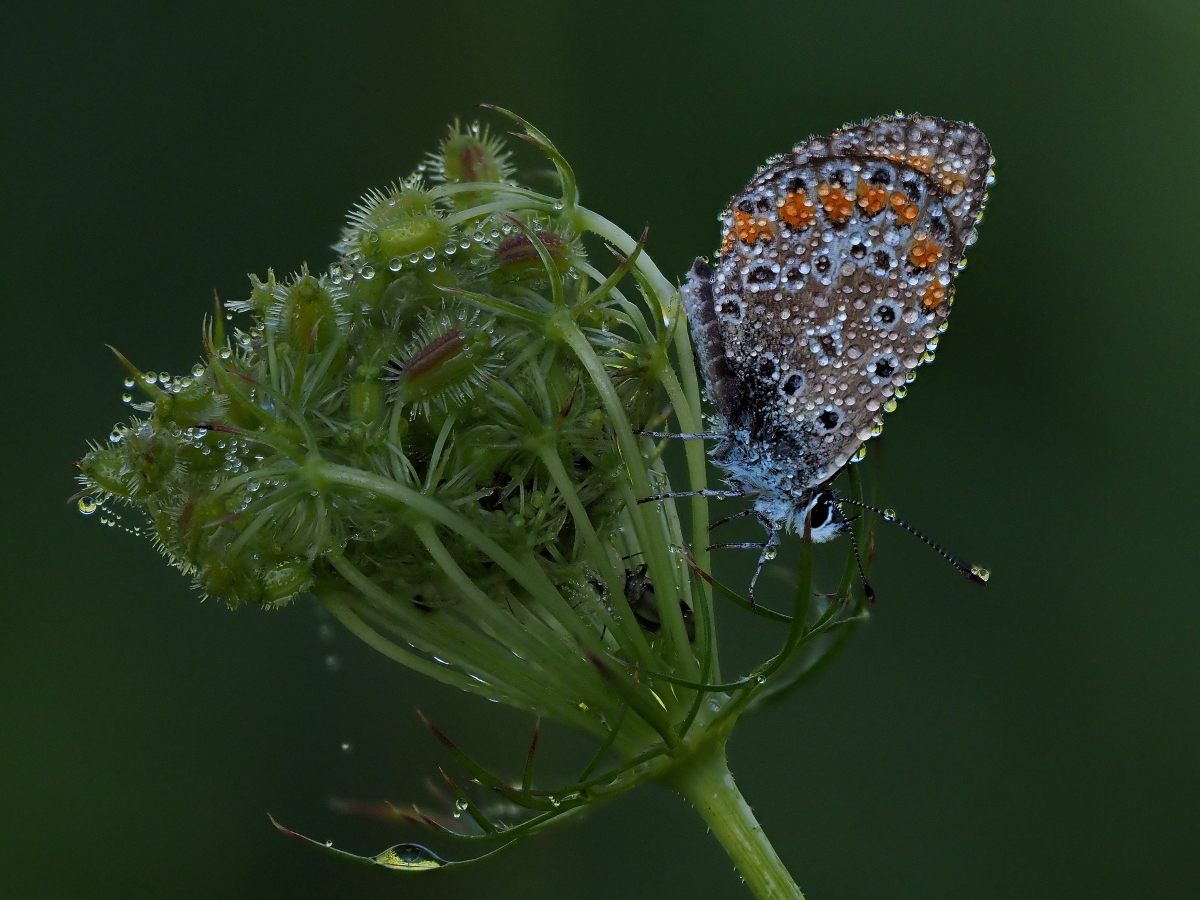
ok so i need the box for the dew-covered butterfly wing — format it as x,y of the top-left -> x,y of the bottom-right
683,114 -> 992,527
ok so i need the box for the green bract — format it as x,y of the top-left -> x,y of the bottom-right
75,110 -> 873,900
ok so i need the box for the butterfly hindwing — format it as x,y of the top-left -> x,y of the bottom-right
686,115 -> 992,491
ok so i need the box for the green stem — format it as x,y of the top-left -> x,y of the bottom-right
667,740 -> 804,900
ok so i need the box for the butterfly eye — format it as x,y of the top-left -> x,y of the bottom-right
809,492 -> 834,528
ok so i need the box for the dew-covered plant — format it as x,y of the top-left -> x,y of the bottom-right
75,109 -> 875,900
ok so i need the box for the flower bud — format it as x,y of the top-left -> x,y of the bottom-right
429,121 -> 515,211
493,229 -> 575,278
337,182 -> 449,269
268,267 -> 348,351
387,306 -> 500,418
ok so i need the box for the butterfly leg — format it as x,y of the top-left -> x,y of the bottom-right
710,508 -> 759,531
634,430 -> 726,440
638,489 -> 745,504
745,523 -> 781,610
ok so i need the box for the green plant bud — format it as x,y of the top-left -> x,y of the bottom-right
268,267 -> 348,351
152,373 -> 227,427
337,182 -> 449,268
260,561 -> 313,605
77,445 -> 135,500
228,271 -> 279,317
387,306 -> 501,418
428,121 -> 515,211
349,366 -> 383,425
118,421 -> 180,497
493,229 -> 575,277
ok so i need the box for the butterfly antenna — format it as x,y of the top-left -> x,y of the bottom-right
842,514 -> 876,604
834,495 -> 989,586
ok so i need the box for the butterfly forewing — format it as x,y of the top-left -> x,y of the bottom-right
688,115 -> 991,490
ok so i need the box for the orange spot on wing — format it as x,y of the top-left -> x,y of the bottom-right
890,192 -> 920,223
856,179 -> 888,216
908,236 -> 943,269
817,183 -> 853,224
733,210 -> 774,244
780,190 -> 816,229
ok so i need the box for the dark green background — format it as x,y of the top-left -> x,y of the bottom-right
4,2 -> 1197,897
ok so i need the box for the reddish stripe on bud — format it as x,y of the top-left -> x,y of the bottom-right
398,329 -> 466,381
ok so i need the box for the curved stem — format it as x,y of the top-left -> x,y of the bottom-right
667,739 -> 804,900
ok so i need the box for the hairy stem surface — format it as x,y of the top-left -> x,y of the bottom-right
667,739 -> 804,900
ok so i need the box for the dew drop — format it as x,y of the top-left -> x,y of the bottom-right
159,372 -> 170,384
882,509 -> 897,522
192,363 -> 206,377
361,265 -> 375,280
388,256 -> 402,271
122,393 -> 132,403
78,496 -> 98,515
341,741 -> 352,753
971,565 -> 991,583
123,377 -> 135,388
421,246 -> 435,261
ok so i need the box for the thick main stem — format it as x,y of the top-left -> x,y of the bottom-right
667,740 -> 804,900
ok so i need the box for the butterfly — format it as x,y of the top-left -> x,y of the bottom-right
647,114 -> 993,601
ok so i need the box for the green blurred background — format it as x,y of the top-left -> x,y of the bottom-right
3,1 -> 1197,897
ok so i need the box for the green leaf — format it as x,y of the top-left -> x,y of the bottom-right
269,815 -> 514,871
